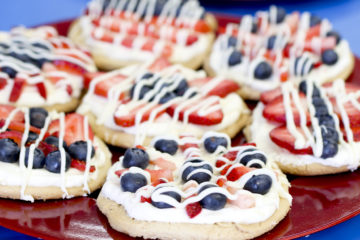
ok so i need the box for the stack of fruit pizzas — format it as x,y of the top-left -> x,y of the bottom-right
205,6 -> 354,100
97,132 -> 292,240
69,0 -> 217,70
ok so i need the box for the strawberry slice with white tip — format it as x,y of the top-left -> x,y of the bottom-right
167,98 -> 224,126
0,77 -> 7,90
260,87 -> 282,104
148,57 -> 172,72
47,113 -> 94,146
0,104 -> 24,122
189,77 -> 239,97
35,82 -> 47,99
263,94 -> 310,125
113,101 -> 166,127
9,77 -> 25,103
269,125 -> 313,154
94,73 -> 127,99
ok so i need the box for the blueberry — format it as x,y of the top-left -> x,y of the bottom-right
154,139 -> 178,155
321,127 -> 339,143
120,172 -> 147,193
251,21 -> 258,33
141,72 -> 154,79
26,132 -> 39,144
321,49 -> 338,65
298,81 -> 320,97
0,138 -> 20,163
326,31 -> 341,45
24,147 -> 45,169
315,105 -> 329,118
199,184 -> 227,210
1,66 -> 17,78
122,148 -> 149,169
204,136 -> 228,153
267,35 -> 276,50
312,97 -> 326,107
239,152 -> 267,166
174,79 -> 189,96
321,140 -> 338,158
249,163 -> 263,168
33,58 -> 50,68
151,190 -> 181,208
153,0 -> 167,16
44,150 -> 71,173
254,61 -> 272,80
31,42 -> 50,51
44,135 -> 67,149
244,174 -> 272,195
130,84 -> 152,100
67,141 -> 95,161
0,43 -> 9,49
29,107 -> 48,128
159,92 -> 177,104
319,115 -> 335,128
181,159 -> 213,183
228,36 -> 237,47
8,52 -> 32,63
275,7 -> 286,24
228,51 -> 242,66
310,15 -> 322,27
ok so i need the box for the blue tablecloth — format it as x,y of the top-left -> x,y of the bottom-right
1,0 -> 360,239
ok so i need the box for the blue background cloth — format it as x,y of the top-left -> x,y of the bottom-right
1,0 -> 360,239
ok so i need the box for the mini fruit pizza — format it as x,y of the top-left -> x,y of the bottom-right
246,79 -> 360,176
0,104 -> 111,201
0,26 -> 96,112
205,6 -> 354,100
97,132 -> 291,240
77,58 -> 250,148
69,0 -> 216,70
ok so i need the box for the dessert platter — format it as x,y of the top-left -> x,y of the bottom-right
1,0 -> 360,239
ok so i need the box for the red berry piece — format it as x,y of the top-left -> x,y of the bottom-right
185,202 -> 202,218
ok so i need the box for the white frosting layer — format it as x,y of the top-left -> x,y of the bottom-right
0,137 -> 107,188
249,103 -> 360,169
100,142 -> 291,224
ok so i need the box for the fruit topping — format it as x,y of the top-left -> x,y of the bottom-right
244,174 -> 272,195
254,61 -> 272,80
321,49 -> 338,65
198,184 -> 227,210
151,189 -> 181,209
326,31 -> 341,45
29,107 -> 48,128
181,159 -> 213,184
228,50 -> 242,66
122,148 -> 149,169
238,152 -> 267,168
24,147 -> 45,169
67,140 -> 95,161
154,139 -> 178,155
44,136 -> 67,149
310,15 -> 322,27
204,136 -> 228,153
70,159 -> 96,172
185,202 -> 202,218
44,150 -> 71,173
120,172 -> 148,193
0,138 -> 20,163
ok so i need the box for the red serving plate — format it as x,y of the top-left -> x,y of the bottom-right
1,14 -> 360,240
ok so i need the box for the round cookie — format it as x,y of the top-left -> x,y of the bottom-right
68,0 -> 216,70
97,132 -> 292,240
246,79 -> 360,176
205,6 -> 354,100
0,105 -> 112,201
77,58 -> 250,148
0,26 -> 96,111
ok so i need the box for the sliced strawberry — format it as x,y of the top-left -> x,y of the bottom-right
0,131 -> 23,145
70,159 -> 96,172
179,143 -> 199,152
35,82 -> 47,99
150,158 -> 176,171
215,159 -> 227,168
167,99 -> 224,126
38,141 -> 58,156
330,97 -> 360,128
146,169 -> 173,183
207,79 -> 239,97
226,166 -> 252,182
260,87 -> 282,104
220,165 -> 232,175
53,60 -> 86,76
229,194 -> 255,209
269,125 -> 313,154
222,151 -> 238,161
185,202 -> 202,218
66,84 -> 73,96
114,103 -> 165,127
151,178 -> 168,187
194,20 -> 211,33
0,77 -> 7,90
0,119 -> 41,134
115,169 -> 128,177
9,77 -> 25,102
135,145 -> 146,150
186,35 -> 198,46
141,40 -> 156,52
121,36 -> 134,48
148,57 -> 171,72
91,29 -> 114,43
83,72 -> 105,89
304,37 -> 336,52
0,104 -> 24,122
216,177 -> 227,187
305,24 -> 321,40
140,196 -> 152,203
188,77 -> 211,88
94,74 -> 127,98
263,94 -> 310,125
47,113 -> 94,145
